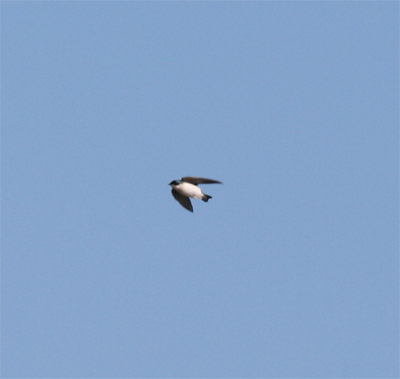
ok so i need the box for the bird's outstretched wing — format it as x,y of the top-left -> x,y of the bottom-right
171,189 -> 193,212
182,177 -> 222,185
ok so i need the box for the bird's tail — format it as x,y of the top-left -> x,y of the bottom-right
202,194 -> 212,202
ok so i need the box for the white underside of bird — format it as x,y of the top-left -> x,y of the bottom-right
172,182 -> 204,199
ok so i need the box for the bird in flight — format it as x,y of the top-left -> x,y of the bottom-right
169,176 -> 222,212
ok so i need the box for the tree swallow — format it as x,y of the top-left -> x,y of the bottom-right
169,176 -> 222,212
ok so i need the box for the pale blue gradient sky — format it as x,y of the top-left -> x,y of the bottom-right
2,2 -> 398,378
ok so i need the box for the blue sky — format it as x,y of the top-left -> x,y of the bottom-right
2,2 -> 398,378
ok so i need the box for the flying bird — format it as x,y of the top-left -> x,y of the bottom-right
169,176 -> 222,212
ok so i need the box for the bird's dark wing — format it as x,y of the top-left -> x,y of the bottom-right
182,177 -> 222,185
171,189 -> 193,212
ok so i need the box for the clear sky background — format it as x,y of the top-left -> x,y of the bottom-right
1,2 -> 398,378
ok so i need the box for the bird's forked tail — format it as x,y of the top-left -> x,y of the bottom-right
202,194 -> 212,202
